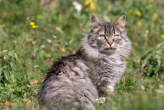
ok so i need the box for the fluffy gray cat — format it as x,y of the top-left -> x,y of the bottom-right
39,15 -> 131,110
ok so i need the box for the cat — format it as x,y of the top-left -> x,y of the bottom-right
39,15 -> 131,110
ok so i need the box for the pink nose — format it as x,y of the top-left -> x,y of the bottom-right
107,40 -> 113,46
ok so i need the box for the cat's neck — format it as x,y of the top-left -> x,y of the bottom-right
81,36 -> 116,61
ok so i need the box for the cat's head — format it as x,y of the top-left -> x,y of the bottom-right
87,15 -> 126,55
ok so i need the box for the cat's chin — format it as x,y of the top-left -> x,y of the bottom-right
101,48 -> 116,55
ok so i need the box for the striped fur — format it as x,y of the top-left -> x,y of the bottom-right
39,16 -> 131,110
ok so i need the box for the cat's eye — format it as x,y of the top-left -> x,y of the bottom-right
113,34 -> 119,40
98,34 -> 105,40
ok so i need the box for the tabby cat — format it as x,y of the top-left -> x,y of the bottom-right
39,15 -> 131,110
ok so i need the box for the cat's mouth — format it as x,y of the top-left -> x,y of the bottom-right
104,47 -> 116,50
101,47 -> 116,55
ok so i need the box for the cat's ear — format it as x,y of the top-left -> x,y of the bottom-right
116,15 -> 126,32
91,15 -> 100,27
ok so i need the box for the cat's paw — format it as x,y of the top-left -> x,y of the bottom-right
94,97 -> 106,104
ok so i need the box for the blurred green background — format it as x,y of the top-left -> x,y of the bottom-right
0,0 -> 164,109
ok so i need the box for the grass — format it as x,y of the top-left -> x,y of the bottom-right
0,0 -> 164,109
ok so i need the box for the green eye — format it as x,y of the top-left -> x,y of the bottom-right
98,34 -> 105,40
114,34 -> 119,40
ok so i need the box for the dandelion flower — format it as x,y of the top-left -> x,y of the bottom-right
61,48 -> 66,52
31,25 -> 38,29
161,34 -> 164,39
148,0 -> 154,3
152,13 -> 158,19
136,11 -> 142,17
90,2 -> 96,11
84,0 -> 96,11
29,21 -> 38,29
29,21 -> 35,26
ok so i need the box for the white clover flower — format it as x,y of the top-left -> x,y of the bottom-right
73,1 -> 82,12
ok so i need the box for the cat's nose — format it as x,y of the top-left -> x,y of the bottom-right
107,39 -> 113,46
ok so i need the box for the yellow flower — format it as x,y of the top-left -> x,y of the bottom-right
161,34 -> 164,39
136,11 -> 142,17
29,21 -> 35,26
29,21 -> 38,29
148,4 -> 152,9
137,21 -> 142,27
31,25 -> 38,29
84,0 -> 96,11
152,13 -> 158,19
84,0 -> 92,5
128,10 -> 133,15
148,0 -> 154,3
90,2 -> 96,11
61,48 -> 66,52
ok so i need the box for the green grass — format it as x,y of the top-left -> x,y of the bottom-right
0,0 -> 164,109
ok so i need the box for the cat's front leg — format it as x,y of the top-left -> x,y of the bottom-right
97,84 -> 115,96
96,74 -> 117,95
97,80 -> 115,95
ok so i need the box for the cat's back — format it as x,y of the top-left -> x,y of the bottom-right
39,50 -> 98,110
46,52 -> 82,80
